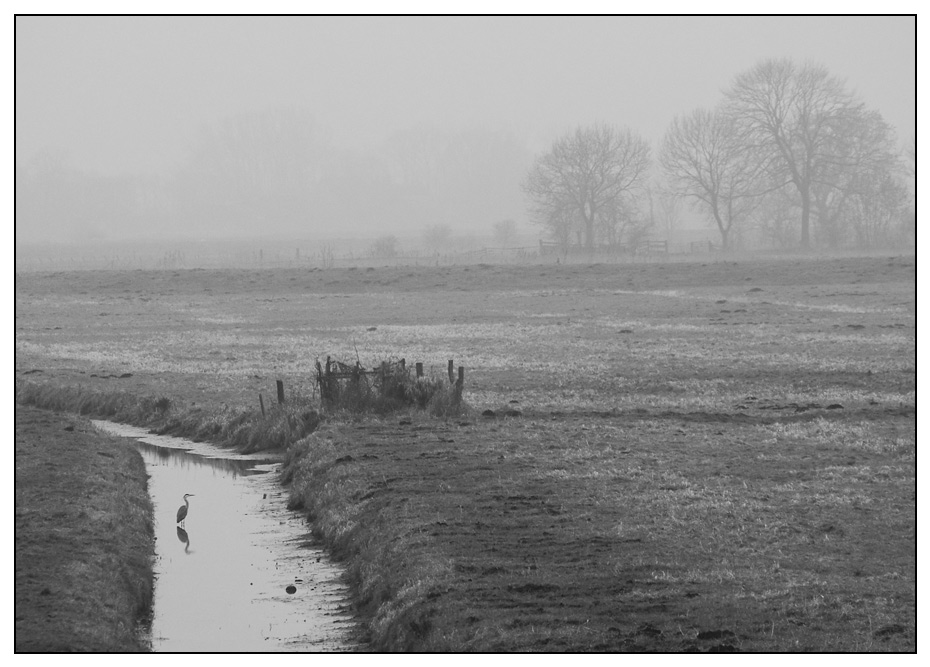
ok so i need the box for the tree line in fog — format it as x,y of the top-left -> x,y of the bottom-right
16,113 -> 530,246
17,58 -> 914,252
525,58 -> 914,252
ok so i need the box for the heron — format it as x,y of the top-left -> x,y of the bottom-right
176,494 -> 195,526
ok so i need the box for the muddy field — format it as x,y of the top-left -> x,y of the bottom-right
14,254 -> 916,651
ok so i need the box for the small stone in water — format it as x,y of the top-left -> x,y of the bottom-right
286,585 -> 297,594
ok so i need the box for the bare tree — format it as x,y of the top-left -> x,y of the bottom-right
522,123 -> 651,250
492,218 -> 518,246
422,223 -> 452,252
845,172 -> 911,248
648,181 -> 681,240
369,235 -> 399,258
904,135 -> 916,243
660,108 -> 766,250
810,107 -> 902,247
544,204 -> 578,254
724,58 -> 862,248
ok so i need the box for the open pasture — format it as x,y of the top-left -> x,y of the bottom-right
14,254 -> 916,651
15,256 -> 915,416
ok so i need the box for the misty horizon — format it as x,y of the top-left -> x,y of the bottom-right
14,15 -> 916,246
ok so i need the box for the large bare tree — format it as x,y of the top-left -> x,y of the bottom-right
523,123 -> 651,250
724,58 -> 863,248
660,107 -> 767,249
809,107 -> 902,246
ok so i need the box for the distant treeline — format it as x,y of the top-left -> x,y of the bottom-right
17,59 -> 915,253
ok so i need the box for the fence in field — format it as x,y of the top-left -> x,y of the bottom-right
315,356 -> 464,408
537,238 -> 723,258
15,236 -> 730,272
538,239 -> 671,256
256,358 -> 465,416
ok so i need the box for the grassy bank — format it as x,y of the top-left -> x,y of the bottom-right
282,408 -> 915,652
16,380 -> 321,454
15,406 -> 156,651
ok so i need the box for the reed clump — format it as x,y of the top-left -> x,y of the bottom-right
316,357 -> 468,418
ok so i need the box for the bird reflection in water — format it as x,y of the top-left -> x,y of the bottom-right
176,526 -> 191,554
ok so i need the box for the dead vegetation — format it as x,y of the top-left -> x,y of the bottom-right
316,356 -> 467,417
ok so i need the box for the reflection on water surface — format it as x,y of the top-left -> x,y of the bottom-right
134,439 -> 272,477
93,420 -> 357,652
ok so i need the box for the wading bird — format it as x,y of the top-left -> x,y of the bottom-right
176,494 -> 195,526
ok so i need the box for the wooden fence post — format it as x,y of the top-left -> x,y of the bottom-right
276,380 -> 285,404
453,366 -> 465,405
448,360 -> 455,384
259,393 -> 266,418
416,362 -> 423,378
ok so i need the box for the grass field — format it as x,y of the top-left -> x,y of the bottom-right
14,406 -> 155,652
15,254 -> 916,651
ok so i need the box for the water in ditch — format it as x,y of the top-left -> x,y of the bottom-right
93,421 -> 359,652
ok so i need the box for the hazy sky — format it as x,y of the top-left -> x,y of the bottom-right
16,15 -> 916,176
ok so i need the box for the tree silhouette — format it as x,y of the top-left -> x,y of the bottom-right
523,123 -> 650,250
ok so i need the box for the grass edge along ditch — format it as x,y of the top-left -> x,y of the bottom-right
279,411 -> 915,652
16,357 -> 466,455
16,380 -> 321,454
15,406 -> 156,652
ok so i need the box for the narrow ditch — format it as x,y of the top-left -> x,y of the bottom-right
93,420 -> 360,652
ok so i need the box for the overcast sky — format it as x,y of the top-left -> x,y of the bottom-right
16,15 -> 916,177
